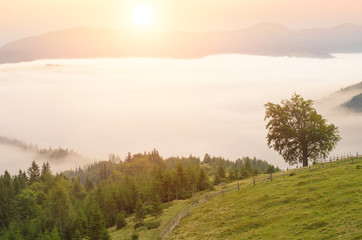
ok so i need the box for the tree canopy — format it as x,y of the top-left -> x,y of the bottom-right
264,93 -> 341,167
0,149 -> 278,239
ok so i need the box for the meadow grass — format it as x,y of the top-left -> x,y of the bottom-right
167,159 -> 362,240
109,199 -> 190,240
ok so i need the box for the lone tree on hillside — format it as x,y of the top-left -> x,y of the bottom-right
264,93 -> 341,167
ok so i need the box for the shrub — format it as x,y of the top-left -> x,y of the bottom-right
130,232 -> 139,240
145,221 -> 160,230
240,169 -> 250,179
134,222 -> 144,229
116,211 -> 127,229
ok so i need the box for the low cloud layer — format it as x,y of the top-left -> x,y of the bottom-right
0,54 -> 361,173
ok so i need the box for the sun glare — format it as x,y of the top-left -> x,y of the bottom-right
132,4 -> 153,26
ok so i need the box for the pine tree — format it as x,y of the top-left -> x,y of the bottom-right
134,198 -> 145,224
0,171 -> 14,228
6,222 -> 23,240
217,161 -> 226,179
125,152 -> 132,163
87,201 -> 105,240
47,181 -> 73,236
213,172 -> 222,185
197,168 -> 210,191
41,161 -> 52,176
175,162 -> 187,199
14,189 -> 39,221
85,177 -> 94,192
103,189 -> 117,227
28,161 -> 40,184
100,228 -> 111,240
116,211 -> 127,229
150,194 -> 162,220
71,177 -> 86,200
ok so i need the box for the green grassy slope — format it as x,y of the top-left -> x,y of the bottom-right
109,199 -> 190,240
168,160 -> 362,240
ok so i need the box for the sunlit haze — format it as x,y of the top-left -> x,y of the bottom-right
132,5 -> 153,26
1,1 -> 362,239
1,0 -> 362,46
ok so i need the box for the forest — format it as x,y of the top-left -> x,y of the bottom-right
0,149 -> 279,240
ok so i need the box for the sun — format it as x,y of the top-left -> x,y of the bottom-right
132,4 -> 153,26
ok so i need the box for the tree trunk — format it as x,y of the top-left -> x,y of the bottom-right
302,147 -> 308,167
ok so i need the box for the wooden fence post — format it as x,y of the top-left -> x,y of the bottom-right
270,173 -> 272,181
253,176 -> 255,186
238,182 -> 240,190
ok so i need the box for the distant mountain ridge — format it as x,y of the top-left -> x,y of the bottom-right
1,23 -> 362,63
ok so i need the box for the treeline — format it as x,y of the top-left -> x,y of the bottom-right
0,149 -> 279,240
0,135 -> 88,160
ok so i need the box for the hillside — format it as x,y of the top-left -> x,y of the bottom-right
2,23 -> 362,64
164,159 -> 362,239
0,135 -> 95,173
316,81 -> 362,114
338,82 -> 362,113
342,93 -> 362,112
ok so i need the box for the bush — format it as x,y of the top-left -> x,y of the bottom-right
240,169 -> 250,179
145,221 -> 160,230
116,211 -> 127,229
130,232 -> 139,240
134,222 -> 144,229
289,172 -> 296,176
265,165 -> 275,174
356,165 -> 360,169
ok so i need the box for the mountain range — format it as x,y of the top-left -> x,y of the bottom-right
1,23 -> 362,64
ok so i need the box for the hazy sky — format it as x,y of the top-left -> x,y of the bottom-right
1,0 -> 362,46
0,54 -> 361,172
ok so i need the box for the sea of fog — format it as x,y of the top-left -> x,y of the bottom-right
0,54 -> 362,173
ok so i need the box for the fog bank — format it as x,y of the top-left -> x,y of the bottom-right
0,54 -> 361,173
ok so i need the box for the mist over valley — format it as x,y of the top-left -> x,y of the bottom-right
1,54 -> 361,173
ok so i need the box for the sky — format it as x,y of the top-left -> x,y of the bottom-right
1,0 -> 362,46
0,54 -> 361,173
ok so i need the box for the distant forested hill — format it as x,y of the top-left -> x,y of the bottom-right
338,82 -> 362,113
1,23 -> 362,63
342,93 -> 362,112
317,81 -> 362,113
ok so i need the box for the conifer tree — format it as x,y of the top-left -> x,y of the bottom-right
71,177 -> 86,200
217,161 -> 226,179
116,211 -> 127,229
213,172 -> 222,185
150,194 -> 162,220
85,177 -> 94,192
134,198 -> 145,224
197,168 -> 210,191
28,161 -> 40,184
87,200 -> 105,240
47,181 -> 73,237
